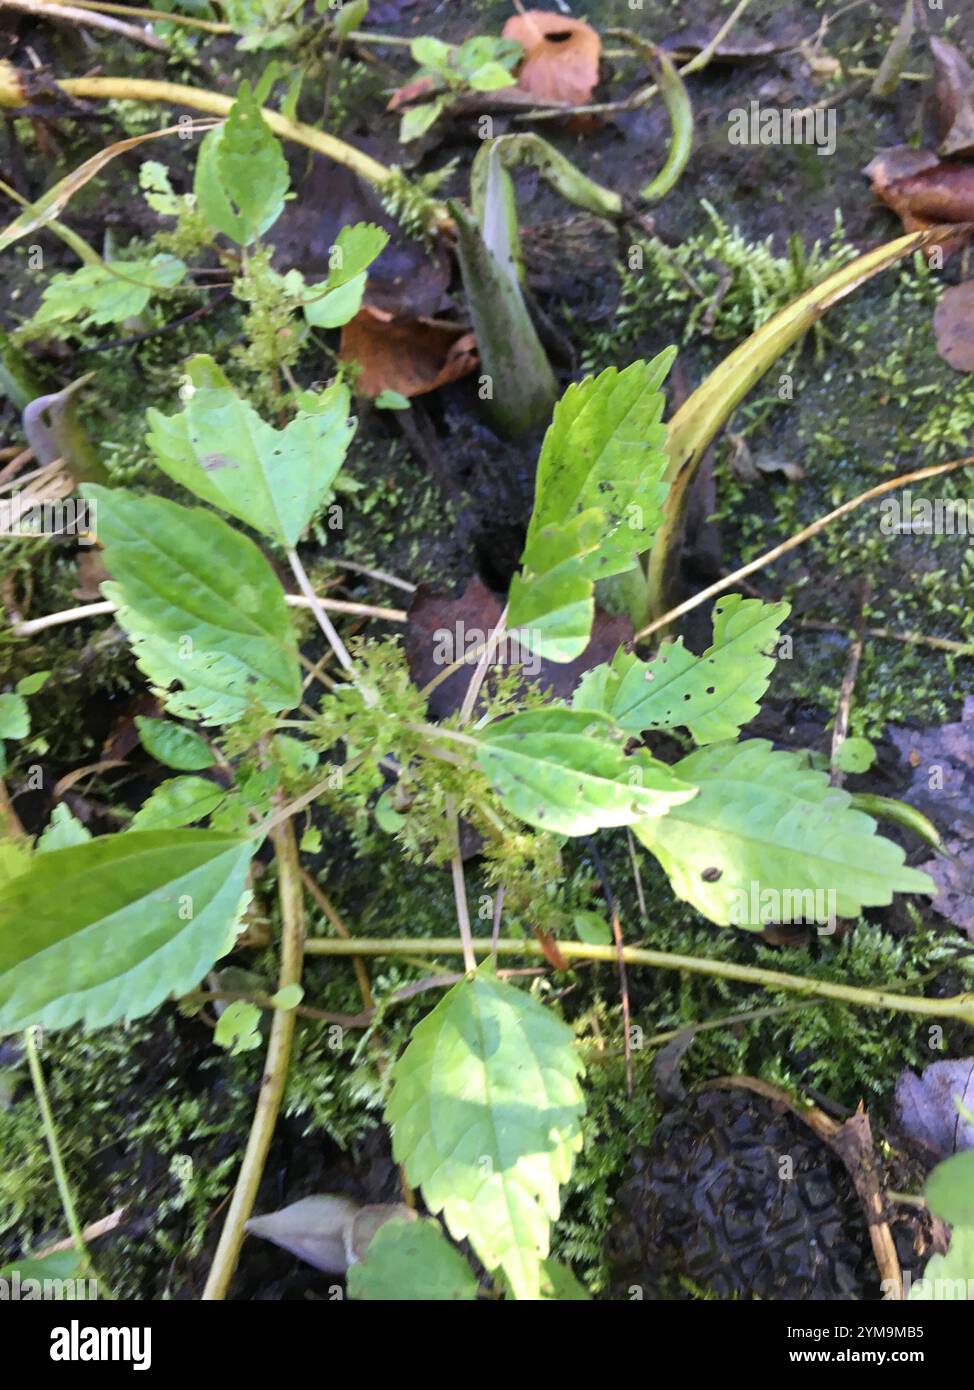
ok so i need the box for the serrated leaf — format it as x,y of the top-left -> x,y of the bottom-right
0,693 -> 29,740
925,1151 -> 974,1227
147,355 -> 354,547
477,707 -> 696,835
37,804 -> 91,852
136,716 -> 215,771
574,595 -> 789,743
83,486 -> 302,725
0,830 -> 253,1033
32,255 -> 185,329
386,969 -> 585,1300
193,83 -> 289,245
633,739 -> 935,930
348,1217 -> 478,1301
507,511 -> 604,662
524,352 -> 676,582
131,775 -> 226,830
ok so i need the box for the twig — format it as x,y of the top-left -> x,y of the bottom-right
829,579 -> 869,785
11,592 -> 406,638
1,0 -> 169,50
633,455 -> 974,642
202,814 -> 305,1300
447,796 -> 477,975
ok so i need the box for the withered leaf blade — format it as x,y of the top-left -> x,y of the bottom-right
245,1194 -> 417,1273
894,1060 -> 974,1157
931,36 -> 974,158
933,281 -> 974,372
340,307 -> 478,399
502,10 -> 601,106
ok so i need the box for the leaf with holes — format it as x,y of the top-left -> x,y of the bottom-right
633,739 -> 935,929
0,830 -> 253,1033
476,706 -> 696,835
147,355 -> 354,547
386,968 -> 585,1301
83,486 -> 302,724
574,595 -> 789,743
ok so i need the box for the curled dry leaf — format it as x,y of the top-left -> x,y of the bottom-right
245,1194 -> 417,1274
866,145 -> 974,249
933,280 -> 974,372
931,37 -> 974,159
387,74 -> 438,112
501,10 -> 601,106
894,1060 -> 974,1158
340,306 -> 478,398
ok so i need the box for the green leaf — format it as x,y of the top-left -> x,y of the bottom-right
925,1151 -> 974,1227
0,830 -> 253,1033
836,736 -> 876,774
193,83 -> 289,245
524,353 -> 676,582
15,671 -> 50,696
477,707 -> 696,836
302,222 -> 389,329
131,775 -> 226,830
0,1249 -> 87,1285
410,36 -> 453,72
539,1257 -> 591,1301
147,355 -> 354,547
909,1227 -> 974,1300
270,982 -> 303,1010
214,998 -> 262,1054
400,98 -> 448,143
0,693 -> 29,740
333,0 -> 368,40
506,511 -> 603,663
573,910 -> 612,945
574,595 -> 789,743
633,739 -> 935,930
387,969 -> 585,1301
37,804 -> 91,852
348,1217 -> 479,1301
374,389 -> 410,411
136,716 -> 215,771
32,255 -> 185,329
468,62 -> 518,92
83,486 -> 302,725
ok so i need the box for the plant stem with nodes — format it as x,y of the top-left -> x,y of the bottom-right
302,937 -> 974,1027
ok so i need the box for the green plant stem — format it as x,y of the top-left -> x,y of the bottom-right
202,815 -> 306,1300
24,1027 -> 110,1294
608,33 -> 693,204
303,936 -> 974,1026
0,71 -> 450,231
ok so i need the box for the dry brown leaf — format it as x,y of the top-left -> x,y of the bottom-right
865,146 -> 974,257
339,306 -> 478,398
933,281 -> 974,372
386,73 -> 437,111
931,36 -> 974,158
502,10 -> 601,106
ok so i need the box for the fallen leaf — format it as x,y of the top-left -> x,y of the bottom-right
931,37 -> 974,158
387,74 -> 438,112
933,280 -> 974,371
651,1026 -> 696,1104
405,575 -> 633,719
661,24 -> 796,63
895,1060 -> 974,1157
502,10 -> 601,106
866,145 -> 974,246
340,306 -> 478,398
890,698 -> 974,937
